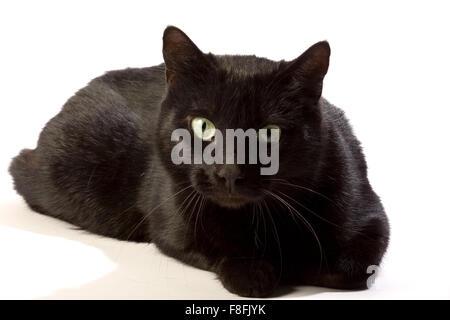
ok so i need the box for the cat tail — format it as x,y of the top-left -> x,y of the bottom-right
9,148 -> 46,214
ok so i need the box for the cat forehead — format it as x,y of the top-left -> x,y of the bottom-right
215,55 -> 281,77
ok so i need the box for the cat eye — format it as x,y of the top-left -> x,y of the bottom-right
258,125 -> 281,143
191,117 -> 216,141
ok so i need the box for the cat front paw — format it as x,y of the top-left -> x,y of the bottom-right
217,258 -> 278,298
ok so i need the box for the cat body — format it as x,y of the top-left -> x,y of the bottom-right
10,27 -> 389,297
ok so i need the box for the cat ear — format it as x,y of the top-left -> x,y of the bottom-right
162,26 -> 210,84
276,41 -> 330,102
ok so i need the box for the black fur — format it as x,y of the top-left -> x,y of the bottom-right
9,26 -> 389,297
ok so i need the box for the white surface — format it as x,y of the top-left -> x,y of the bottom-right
1,0 -> 450,299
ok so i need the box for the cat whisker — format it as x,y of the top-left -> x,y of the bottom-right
269,184 -> 378,241
178,190 -> 197,227
262,198 -> 283,285
126,184 -> 193,241
263,189 -> 324,272
199,195 -> 207,234
182,190 -> 201,244
264,178 -> 340,208
275,189 -> 342,229
192,193 -> 203,243
258,202 -> 268,255
251,204 -> 263,250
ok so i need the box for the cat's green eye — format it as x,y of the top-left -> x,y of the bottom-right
191,117 -> 216,141
258,125 -> 281,143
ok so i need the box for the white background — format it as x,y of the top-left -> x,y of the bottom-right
1,0 -> 449,299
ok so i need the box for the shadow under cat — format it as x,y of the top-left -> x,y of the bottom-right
0,198 -> 344,299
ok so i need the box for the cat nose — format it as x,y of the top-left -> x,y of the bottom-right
215,165 -> 244,193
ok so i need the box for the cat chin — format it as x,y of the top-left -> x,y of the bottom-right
214,200 -> 248,210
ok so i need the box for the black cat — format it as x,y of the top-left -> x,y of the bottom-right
9,26 -> 389,297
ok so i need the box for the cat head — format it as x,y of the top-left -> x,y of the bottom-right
157,26 -> 330,209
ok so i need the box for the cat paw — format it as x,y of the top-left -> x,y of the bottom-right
217,259 -> 278,297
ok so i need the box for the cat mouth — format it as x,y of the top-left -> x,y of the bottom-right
208,192 -> 260,209
194,180 -> 263,209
